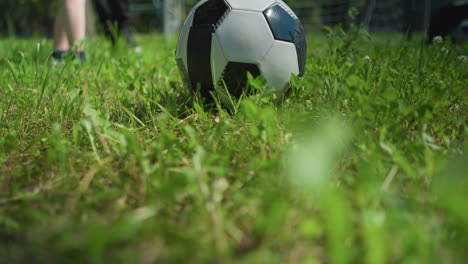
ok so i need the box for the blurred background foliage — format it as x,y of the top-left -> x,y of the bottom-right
0,0 -> 313,36
0,0 -> 427,37
0,0 -> 61,36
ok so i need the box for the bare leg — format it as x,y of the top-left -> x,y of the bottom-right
53,6 -> 70,51
64,0 -> 86,51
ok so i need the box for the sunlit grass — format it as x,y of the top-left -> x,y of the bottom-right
0,30 -> 467,264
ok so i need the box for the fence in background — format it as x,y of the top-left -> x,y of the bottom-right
0,0 -> 445,37
129,0 -> 434,34
363,0 -> 432,32
285,0 -> 432,33
287,0 -> 355,31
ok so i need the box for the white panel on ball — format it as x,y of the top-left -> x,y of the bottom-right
215,10 -> 275,63
210,35 -> 229,87
225,0 -> 277,12
259,41 -> 299,91
175,10 -> 195,71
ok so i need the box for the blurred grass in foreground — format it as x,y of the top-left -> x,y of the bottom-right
0,27 -> 467,264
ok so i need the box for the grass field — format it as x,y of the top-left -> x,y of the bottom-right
0,28 -> 467,264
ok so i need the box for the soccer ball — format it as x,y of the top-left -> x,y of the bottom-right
175,0 -> 307,104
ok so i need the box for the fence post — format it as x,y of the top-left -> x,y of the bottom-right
423,0 -> 432,33
158,0 -> 183,34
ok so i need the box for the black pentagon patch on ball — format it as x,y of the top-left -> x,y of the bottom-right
193,0 -> 230,27
263,5 -> 297,42
187,0 -> 231,99
263,4 -> 307,77
219,63 -> 261,98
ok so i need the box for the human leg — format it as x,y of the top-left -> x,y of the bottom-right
112,0 -> 139,51
112,0 -> 132,43
93,0 -> 132,45
64,0 -> 86,51
92,0 -> 114,40
53,5 -> 69,59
